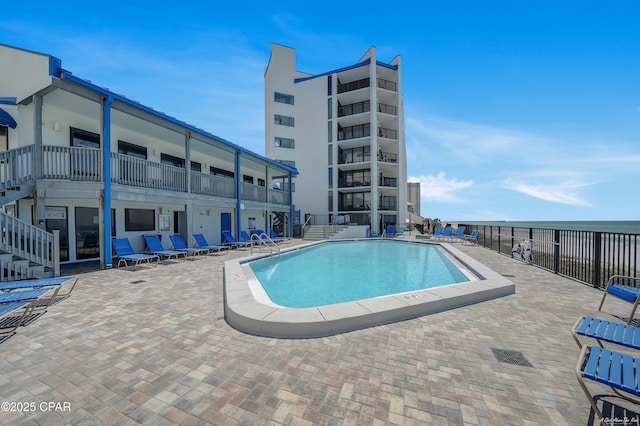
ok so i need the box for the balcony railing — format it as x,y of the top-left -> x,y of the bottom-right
377,103 -> 397,115
190,170 -> 236,198
43,145 -> 102,181
379,177 -> 398,187
377,151 -> 397,163
338,100 -> 370,117
240,182 -> 266,202
464,224 -> 640,288
0,146 -> 34,191
338,124 -> 371,141
378,127 -> 397,139
337,78 -> 370,94
338,178 -> 371,188
377,78 -> 397,91
379,200 -> 398,210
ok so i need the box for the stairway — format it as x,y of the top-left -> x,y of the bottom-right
0,252 -> 50,281
303,225 -> 349,241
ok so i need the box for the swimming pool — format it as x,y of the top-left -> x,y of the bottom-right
225,239 -> 515,338
250,240 -> 470,308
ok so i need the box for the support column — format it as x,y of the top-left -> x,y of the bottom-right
33,95 -> 45,228
235,150 -> 242,239
288,172 -> 294,238
101,95 -> 113,269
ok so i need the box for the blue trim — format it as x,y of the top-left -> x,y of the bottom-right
294,58 -> 399,84
376,61 -> 398,71
294,59 -> 371,83
103,95 -> 113,267
235,150 -> 242,239
49,56 -> 62,77
0,97 -> 17,106
59,71 -> 298,176
0,108 -> 17,129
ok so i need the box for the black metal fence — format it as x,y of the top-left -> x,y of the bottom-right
462,224 -> 640,288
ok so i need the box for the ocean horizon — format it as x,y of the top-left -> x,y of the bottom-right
451,220 -> 640,234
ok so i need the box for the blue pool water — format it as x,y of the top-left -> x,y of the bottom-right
249,240 -> 470,308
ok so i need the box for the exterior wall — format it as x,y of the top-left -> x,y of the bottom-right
0,44 -> 56,102
407,182 -> 421,216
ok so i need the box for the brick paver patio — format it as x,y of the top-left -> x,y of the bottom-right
0,239 -> 632,425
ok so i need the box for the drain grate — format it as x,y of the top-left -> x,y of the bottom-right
130,280 -> 146,284
491,348 -> 533,367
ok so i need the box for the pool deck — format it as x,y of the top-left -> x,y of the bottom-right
0,236 -> 633,424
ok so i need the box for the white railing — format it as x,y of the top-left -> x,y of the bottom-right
241,182 -> 266,202
0,211 -> 59,279
190,170 -> 236,198
111,152 -> 186,191
43,145 -> 102,180
268,188 -> 289,205
250,232 -> 280,256
0,145 -> 34,191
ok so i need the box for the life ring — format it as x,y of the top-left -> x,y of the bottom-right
512,241 -> 532,261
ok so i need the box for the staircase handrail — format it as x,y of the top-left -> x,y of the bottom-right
301,215 -> 313,238
0,145 -> 35,191
0,211 -> 59,277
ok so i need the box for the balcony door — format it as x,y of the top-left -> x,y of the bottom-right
75,207 -> 99,260
70,127 -> 100,178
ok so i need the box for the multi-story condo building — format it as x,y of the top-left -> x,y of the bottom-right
0,43 -> 297,275
265,43 -> 407,236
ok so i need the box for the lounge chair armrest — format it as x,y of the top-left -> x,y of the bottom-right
605,275 -> 640,290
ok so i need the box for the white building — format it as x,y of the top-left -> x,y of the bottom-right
0,43 -> 297,275
265,43 -> 407,235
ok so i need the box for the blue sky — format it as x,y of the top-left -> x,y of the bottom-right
4,1 -> 639,221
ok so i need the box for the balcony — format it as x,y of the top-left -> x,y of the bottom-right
379,177 -> 398,187
379,199 -> 398,210
1,145 -> 291,205
378,127 -> 397,139
376,78 -> 397,92
338,178 -> 371,188
337,77 -> 370,94
338,123 -> 371,141
377,151 -> 397,163
377,102 -> 397,115
338,100 -> 370,118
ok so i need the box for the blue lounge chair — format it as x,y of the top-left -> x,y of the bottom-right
435,227 -> 453,240
240,230 -> 255,244
576,345 -> 640,423
395,226 -> 406,238
573,316 -> 640,351
598,275 -> 640,324
462,231 -> 480,245
442,227 -> 466,241
193,234 -> 228,254
222,231 -> 251,249
0,286 -> 61,317
143,235 -> 185,261
169,235 -> 208,257
269,229 -> 290,243
112,237 -> 159,269
384,225 -> 395,237
0,276 -> 78,298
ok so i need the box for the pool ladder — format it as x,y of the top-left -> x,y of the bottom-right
250,232 -> 280,257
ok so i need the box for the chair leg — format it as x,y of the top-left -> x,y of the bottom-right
576,346 -> 606,424
598,292 -> 608,311
628,300 -> 640,325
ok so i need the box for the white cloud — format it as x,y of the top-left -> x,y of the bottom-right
503,178 -> 593,207
409,172 -> 473,203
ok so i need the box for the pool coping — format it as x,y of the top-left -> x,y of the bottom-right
224,239 -> 516,338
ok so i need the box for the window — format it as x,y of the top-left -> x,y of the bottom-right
243,175 -> 254,184
70,127 -> 100,148
274,92 -> 294,105
328,121 -> 332,142
327,98 -> 332,119
274,114 -> 294,127
328,167 -> 333,189
118,140 -> 147,159
328,145 -> 332,165
190,161 -> 201,172
274,137 -> 295,149
0,126 -> 7,152
210,166 -> 234,179
124,208 -> 155,232
327,75 -> 332,96
161,153 -> 185,168
258,178 -> 265,187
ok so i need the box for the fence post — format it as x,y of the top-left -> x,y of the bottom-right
593,232 -> 602,288
53,229 -> 60,277
553,229 -> 560,274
